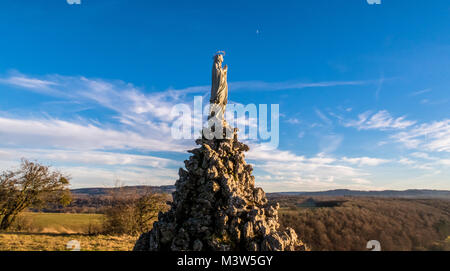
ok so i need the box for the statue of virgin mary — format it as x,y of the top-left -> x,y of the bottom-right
210,51 -> 228,121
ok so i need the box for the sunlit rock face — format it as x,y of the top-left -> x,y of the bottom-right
134,129 -> 307,251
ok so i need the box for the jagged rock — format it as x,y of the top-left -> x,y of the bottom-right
134,128 -> 308,251
193,239 -> 203,251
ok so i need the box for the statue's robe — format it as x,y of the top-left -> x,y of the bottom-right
210,61 -> 228,122
210,62 -> 228,106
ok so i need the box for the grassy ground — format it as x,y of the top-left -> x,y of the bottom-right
0,212 -> 137,251
0,233 -> 137,251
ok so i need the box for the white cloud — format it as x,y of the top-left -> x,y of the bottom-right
0,148 -> 176,168
228,80 -> 369,92
246,145 -> 380,191
315,109 -> 332,126
398,157 -> 415,165
286,118 -> 300,124
58,166 -> 177,188
342,157 -> 390,166
345,110 -> 416,130
0,148 -> 179,189
393,119 -> 450,152
254,159 -> 374,191
0,75 -> 57,90
397,157 -> 434,170
247,144 -> 306,162
318,134 -> 343,153
410,152 -> 433,160
439,159 -> 450,166
0,116 -> 185,152
351,178 -> 372,184
410,88 -> 432,96
419,98 -> 448,105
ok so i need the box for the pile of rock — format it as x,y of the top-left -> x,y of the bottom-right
134,129 -> 307,251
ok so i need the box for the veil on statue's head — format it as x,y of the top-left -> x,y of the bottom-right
214,51 -> 225,62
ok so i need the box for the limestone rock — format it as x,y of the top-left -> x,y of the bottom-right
134,128 -> 308,251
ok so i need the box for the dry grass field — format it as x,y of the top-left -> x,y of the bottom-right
0,233 -> 136,251
17,212 -> 104,234
0,212 -> 137,251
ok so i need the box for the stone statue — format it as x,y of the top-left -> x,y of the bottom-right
209,51 -> 228,122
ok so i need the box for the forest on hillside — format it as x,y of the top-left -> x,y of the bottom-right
275,196 -> 450,251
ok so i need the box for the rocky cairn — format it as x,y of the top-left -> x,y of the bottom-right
134,128 -> 307,251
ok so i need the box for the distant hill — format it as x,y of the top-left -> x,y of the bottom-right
71,185 -> 176,196
71,186 -> 450,199
270,189 -> 450,199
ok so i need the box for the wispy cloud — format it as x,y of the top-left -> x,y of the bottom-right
392,119 -> 450,152
342,157 -> 390,166
247,144 -> 306,162
0,116 -> 186,152
254,158 -> 374,192
285,117 -> 300,124
229,80 -> 370,92
397,157 -> 434,170
375,73 -> 384,100
0,147 -> 180,188
315,109 -> 332,126
419,98 -> 448,105
58,166 -> 178,188
246,144 -> 382,191
0,75 -> 58,90
128,79 -> 370,96
0,148 -> 177,168
318,134 -> 343,153
344,110 -> 416,130
410,88 -> 432,96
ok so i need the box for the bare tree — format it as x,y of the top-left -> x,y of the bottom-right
0,159 -> 72,230
133,192 -> 169,234
103,186 -> 169,235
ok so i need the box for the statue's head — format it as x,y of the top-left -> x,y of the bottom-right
214,51 -> 225,63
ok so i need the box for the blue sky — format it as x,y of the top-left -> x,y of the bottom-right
0,0 -> 449,191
